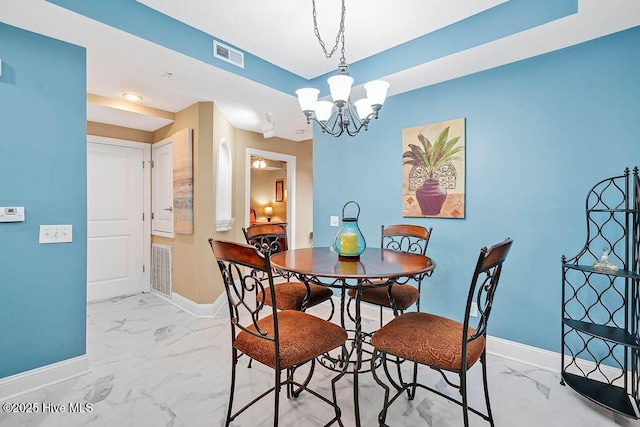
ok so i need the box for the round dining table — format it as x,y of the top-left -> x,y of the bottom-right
270,247 -> 435,427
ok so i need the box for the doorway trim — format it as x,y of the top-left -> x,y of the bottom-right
245,148 -> 296,249
87,135 -> 152,293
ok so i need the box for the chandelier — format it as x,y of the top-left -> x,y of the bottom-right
252,157 -> 266,169
296,0 -> 389,137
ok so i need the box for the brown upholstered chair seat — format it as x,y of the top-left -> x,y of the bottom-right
347,281 -> 419,310
210,239 -> 347,426
371,311 -> 485,371
371,239 -> 513,427
258,282 -> 333,311
235,310 -> 348,368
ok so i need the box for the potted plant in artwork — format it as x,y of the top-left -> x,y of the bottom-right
403,126 -> 464,215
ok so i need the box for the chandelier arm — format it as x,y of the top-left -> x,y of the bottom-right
346,123 -> 367,137
306,113 -> 343,137
345,112 -> 368,137
324,109 -> 339,131
308,105 -> 383,138
345,107 -> 361,136
327,110 -> 345,137
348,106 -> 382,136
317,117 -> 343,137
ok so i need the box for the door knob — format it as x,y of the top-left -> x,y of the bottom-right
163,207 -> 173,212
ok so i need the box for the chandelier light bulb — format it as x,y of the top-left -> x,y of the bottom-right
315,101 -> 334,122
327,74 -> 354,106
364,80 -> 390,108
295,88 -> 319,112
354,98 -> 373,121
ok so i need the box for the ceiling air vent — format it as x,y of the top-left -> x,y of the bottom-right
213,41 -> 244,69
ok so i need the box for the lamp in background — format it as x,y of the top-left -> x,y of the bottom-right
264,206 -> 274,222
296,0 -> 389,137
261,113 -> 275,138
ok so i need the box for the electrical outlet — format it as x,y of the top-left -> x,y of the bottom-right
330,216 -> 339,227
470,302 -> 479,317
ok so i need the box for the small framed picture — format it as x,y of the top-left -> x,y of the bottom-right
275,180 -> 284,202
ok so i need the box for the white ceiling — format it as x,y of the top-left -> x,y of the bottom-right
2,0 -> 640,141
135,0 -> 508,79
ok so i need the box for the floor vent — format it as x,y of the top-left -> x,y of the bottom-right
151,244 -> 172,297
213,40 -> 244,68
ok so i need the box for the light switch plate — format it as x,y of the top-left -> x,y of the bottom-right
470,302 -> 479,317
39,225 -> 73,244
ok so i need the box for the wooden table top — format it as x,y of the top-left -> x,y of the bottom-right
270,247 -> 435,280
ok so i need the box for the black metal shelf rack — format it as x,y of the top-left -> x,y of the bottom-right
561,167 -> 640,418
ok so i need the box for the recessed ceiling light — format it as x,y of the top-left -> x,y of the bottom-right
122,92 -> 143,102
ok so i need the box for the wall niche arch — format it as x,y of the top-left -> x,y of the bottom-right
215,138 -> 234,231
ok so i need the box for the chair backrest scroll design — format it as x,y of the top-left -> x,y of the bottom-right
243,223 -> 288,255
381,224 -> 432,256
464,238 -> 513,344
209,239 -> 279,342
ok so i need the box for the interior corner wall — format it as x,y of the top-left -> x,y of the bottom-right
313,26 -> 640,353
148,102 -> 314,306
0,23 -> 87,378
233,130 -> 313,250
152,102 -> 218,305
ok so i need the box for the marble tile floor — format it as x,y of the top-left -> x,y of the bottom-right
1,292 -> 639,427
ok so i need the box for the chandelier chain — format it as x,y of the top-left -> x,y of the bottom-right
311,0 -> 347,64
298,0 -> 388,137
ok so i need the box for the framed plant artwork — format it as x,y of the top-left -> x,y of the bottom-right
402,118 -> 465,218
275,180 -> 284,202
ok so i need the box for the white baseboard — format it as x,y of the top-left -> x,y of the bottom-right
0,355 -> 89,402
486,335 -> 561,372
211,293 -> 229,318
354,297 -> 621,378
487,335 -> 624,380
169,292 -> 216,317
150,290 -> 228,318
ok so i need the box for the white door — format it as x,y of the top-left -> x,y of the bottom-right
152,138 -> 174,237
87,141 -> 146,301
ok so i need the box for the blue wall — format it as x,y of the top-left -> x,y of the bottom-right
0,24 -> 87,377
313,26 -> 640,352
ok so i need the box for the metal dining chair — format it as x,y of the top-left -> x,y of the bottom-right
347,224 -> 433,325
370,238 -> 513,427
243,223 -> 334,315
209,239 -> 348,426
